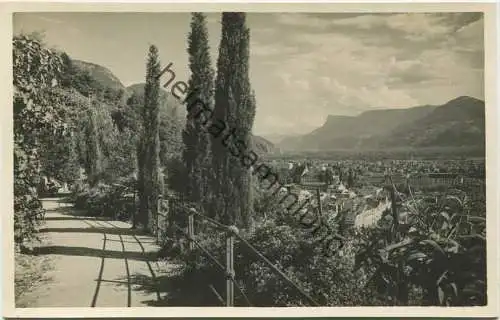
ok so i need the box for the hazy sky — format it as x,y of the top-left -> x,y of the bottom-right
13,12 -> 484,136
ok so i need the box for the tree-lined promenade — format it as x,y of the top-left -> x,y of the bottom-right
13,12 -> 487,308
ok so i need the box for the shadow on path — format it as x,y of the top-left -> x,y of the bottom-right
43,204 -> 134,224
113,269 -> 224,307
44,216 -> 86,222
39,227 -> 146,236
16,198 -> 172,308
31,245 -> 158,261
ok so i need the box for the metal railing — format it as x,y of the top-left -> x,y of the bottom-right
152,195 -> 320,307
118,171 -> 484,306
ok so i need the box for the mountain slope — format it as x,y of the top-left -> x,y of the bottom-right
279,105 -> 436,150
65,54 -> 278,157
377,96 -> 485,148
126,83 -> 186,122
73,60 -> 125,92
279,96 -> 485,152
252,135 -> 278,155
127,83 -> 277,155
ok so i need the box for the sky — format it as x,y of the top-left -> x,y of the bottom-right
13,12 -> 484,137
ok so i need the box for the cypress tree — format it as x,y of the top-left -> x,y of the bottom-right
211,13 -> 256,226
139,45 -> 162,231
183,12 -> 215,210
85,105 -> 101,187
136,134 -> 146,227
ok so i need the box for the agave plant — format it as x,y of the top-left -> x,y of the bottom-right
355,186 -> 486,306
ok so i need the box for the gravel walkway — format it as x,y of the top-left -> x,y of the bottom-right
16,198 -> 175,308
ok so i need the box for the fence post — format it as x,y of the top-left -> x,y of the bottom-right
156,196 -> 161,244
226,226 -> 236,307
188,209 -> 195,252
132,190 -> 137,229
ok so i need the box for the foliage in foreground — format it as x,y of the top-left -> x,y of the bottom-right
161,208 -> 384,307
160,186 -> 486,307
13,33 -> 139,245
13,34 -> 67,247
355,188 -> 486,306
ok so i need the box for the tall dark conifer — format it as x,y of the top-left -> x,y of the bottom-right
183,13 -> 215,210
85,104 -> 102,187
211,13 -> 256,226
139,45 -> 161,231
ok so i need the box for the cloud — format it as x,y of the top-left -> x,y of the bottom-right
332,13 -> 453,39
450,18 -> 484,55
247,12 -> 484,134
36,15 -> 64,24
388,61 -> 435,85
273,13 -> 331,29
251,26 -> 276,37
18,12 -> 482,136
251,42 -> 299,57
33,14 -> 81,35
205,13 -> 221,24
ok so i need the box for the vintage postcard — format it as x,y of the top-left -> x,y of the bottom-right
1,1 -> 498,318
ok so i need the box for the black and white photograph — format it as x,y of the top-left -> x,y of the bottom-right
2,2 -> 498,318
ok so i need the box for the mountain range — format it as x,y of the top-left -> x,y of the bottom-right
278,96 -> 485,153
75,59 -> 485,156
75,59 -> 277,155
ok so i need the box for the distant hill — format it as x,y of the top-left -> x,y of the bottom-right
252,135 -> 279,155
66,56 -> 277,156
126,83 -> 180,105
376,96 -> 485,148
262,133 -> 298,145
73,60 -> 125,92
278,96 -> 485,152
128,83 -> 277,155
126,83 -> 187,123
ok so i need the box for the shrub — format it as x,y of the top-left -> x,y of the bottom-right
72,180 -> 136,220
13,34 -> 66,248
162,186 -> 486,307
165,213 -> 382,306
355,188 -> 486,306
